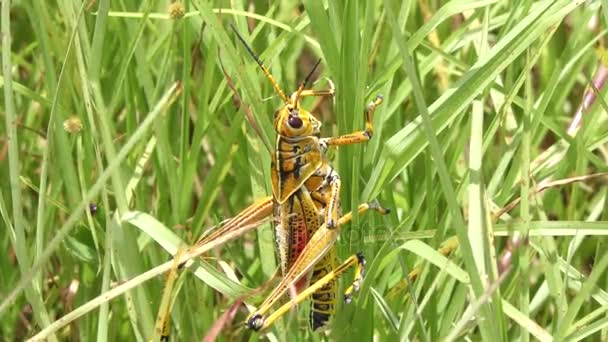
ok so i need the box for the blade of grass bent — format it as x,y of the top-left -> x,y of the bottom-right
0,83 -> 181,316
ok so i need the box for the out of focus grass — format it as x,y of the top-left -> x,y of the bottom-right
2,0 -> 608,340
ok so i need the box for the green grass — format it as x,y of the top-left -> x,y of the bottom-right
2,0 -> 608,340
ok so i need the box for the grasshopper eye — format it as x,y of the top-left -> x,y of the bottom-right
288,115 -> 303,129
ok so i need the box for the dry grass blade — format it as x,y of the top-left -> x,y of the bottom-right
493,173 -> 608,220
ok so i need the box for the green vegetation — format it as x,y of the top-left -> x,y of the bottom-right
2,0 -> 608,340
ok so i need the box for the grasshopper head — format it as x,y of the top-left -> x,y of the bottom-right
274,96 -> 321,138
231,26 -> 323,139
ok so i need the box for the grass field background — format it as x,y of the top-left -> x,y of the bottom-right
2,0 -> 608,340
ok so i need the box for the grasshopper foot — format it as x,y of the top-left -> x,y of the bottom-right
344,252 -> 367,304
326,219 -> 338,229
368,200 -> 391,215
247,314 -> 265,331
368,94 -> 383,109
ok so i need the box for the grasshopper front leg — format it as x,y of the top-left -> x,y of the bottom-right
246,202 -> 390,331
320,95 -> 383,147
319,95 -> 383,229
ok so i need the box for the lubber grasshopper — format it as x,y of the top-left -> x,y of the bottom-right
188,27 -> 390,333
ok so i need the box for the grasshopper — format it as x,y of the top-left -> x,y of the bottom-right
191,27 -> 389,333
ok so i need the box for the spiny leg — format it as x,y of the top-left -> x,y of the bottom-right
309,164 -> 341,230
320,95 -> 383,146
246,202 -> 390,331
318,93 -> 383,227
254,251 -> 369,332
271,249 -> 365,331
325,170 -> 341,229
315,97 -> 382,238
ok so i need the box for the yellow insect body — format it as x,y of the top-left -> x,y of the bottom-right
271,102 -> 341,329
167,26 -> 389,335
228,27 -> 388,331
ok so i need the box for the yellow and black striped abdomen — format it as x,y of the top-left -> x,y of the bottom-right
309,249 -> 338,330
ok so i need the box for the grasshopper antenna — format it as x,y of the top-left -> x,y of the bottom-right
294,58 -> 322,104
230,24 -> 289,104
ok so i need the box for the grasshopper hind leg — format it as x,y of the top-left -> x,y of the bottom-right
246,203 -> 390,332
307,252 -> 368,331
